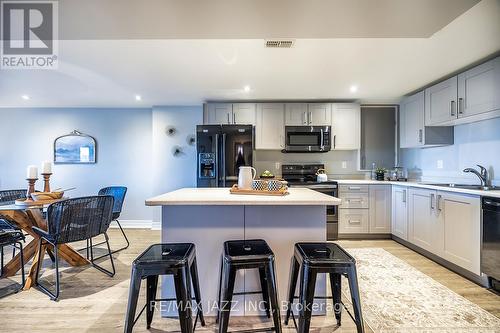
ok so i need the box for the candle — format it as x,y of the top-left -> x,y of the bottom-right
42,161 -> 52,174
27,165 -> 38,179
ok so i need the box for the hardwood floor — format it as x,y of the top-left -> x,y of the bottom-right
0,229 -> 498,332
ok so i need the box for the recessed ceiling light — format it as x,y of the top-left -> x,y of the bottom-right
350,85 -> 358,93
243,85 -> 251,92
21,94 -> 30,100
135,95 -> 142,101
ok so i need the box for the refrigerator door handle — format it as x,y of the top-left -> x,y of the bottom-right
215,133 -> 219,187
222,133 -> 227,187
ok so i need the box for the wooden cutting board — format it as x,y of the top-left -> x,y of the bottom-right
229,184 -> 289,196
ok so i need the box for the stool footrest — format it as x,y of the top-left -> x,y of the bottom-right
292,295 -> 333,300
153,297 -> 197,302
133,302 -> 204,331
233,290 -> 265,296
227,327 -> 277,333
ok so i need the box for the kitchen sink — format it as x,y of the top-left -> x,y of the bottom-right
421,183 -> 498,191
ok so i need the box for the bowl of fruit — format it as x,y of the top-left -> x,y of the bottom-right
259,170 -> 275,179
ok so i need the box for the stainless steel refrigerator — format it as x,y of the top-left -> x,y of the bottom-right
197,125 -> 254,187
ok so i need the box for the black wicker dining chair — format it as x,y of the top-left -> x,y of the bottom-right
0,190 -> 27,259
0,226 -> 25,297
33,195 -> 116,301
83,186 -> 128,260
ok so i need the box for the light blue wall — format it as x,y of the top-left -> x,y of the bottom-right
400,117 -> 500,185
151,106 -> 203,222
0,108 -> 154,223
0,106 -> 205,225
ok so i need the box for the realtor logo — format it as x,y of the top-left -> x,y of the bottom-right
1,0 -> 58,69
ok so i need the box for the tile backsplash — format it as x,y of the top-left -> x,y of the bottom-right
253,150 -> 368,179
400,117 -> 500,186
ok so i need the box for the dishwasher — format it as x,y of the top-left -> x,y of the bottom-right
482,196 -> 500,291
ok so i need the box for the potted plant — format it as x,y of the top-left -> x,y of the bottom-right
375,167 -> 386,181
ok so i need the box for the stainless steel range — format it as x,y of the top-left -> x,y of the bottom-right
282,164 -> 338,240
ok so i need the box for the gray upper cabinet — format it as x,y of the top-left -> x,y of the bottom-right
204,103 -> 256,125
424,56 -> 500,127
285,103 -> 308,125
400,91 -> 453,148
425,76 -> 458,126
457,57 -> 500,121
205,103 -> 233,124
232,103 -> 256,125
255,103 -> 285,150
285,103 -> 331,126
307,103 -> 332,125
332,103 -> 360,150
400,92 -> 425,148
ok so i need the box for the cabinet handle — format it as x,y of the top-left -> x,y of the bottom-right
418,129 -> 423,143
227,113 -> 230,124
402,190 -> 407,203
280,134 -> 284,148
308,111 -> 312,124
458,97 -> 464,115
233,113 -> 236,124
348,186 -> 361,190
450,100 -> 456,117
347,199 -> 362,203
437,194 -> 442,211
348,220 -> 361,225
430,193 -> 435,210
302,112 -> 307,125
333,135 -> 336,149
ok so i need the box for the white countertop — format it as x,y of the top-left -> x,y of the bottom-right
335,179 -> 500,198
146,187 -> 342,206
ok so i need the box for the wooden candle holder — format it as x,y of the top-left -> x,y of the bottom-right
26,178 -> 38,201
42,173 -> 52,192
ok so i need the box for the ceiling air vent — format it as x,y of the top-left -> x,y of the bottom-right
265,39 -> 295,48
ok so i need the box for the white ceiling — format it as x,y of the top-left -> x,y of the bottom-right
1,0 -> 499,108
58,0 -> 479,39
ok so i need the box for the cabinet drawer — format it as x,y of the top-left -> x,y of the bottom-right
339,209 -> 369,233
339,184 -> 369,193
339,193 -> 369,209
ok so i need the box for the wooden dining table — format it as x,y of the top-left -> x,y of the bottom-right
0,202 -> 89,290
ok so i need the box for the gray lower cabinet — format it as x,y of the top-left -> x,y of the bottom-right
369,185 -> 392,233
407,187 -> 480,275
391,186 -> 408,240
338,184 -> 391,235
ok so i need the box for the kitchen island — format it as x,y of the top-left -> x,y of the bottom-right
146,187 -> 341,316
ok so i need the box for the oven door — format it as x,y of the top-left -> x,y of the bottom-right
285,126 -> 331,152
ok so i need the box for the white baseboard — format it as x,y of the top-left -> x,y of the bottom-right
151,221 -> 161,230
110,219 -> 153,229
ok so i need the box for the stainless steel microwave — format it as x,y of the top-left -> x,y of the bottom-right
284,126 -> 331,152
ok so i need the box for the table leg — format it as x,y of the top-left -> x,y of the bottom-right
58,244 -> 89,266
24,242 -> 46,290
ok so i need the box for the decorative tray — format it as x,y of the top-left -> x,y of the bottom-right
14,197 -> 66,207
229,184 -> 289,196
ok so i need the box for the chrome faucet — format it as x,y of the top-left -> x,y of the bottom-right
463,165 -> 489,187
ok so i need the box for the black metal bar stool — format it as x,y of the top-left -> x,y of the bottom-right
284,242 -> 364,333
124,243 -> 206,333
217,239 -> 282,333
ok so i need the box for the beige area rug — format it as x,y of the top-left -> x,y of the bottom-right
343,248 -> 500,333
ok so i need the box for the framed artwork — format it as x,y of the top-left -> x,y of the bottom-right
54,130 -> 96,164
